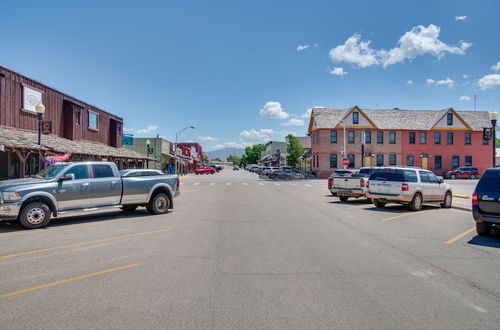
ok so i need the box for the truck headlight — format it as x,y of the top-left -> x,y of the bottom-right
2,192 -> 21,202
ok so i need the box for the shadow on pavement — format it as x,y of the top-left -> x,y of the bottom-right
467,232 -> 500,248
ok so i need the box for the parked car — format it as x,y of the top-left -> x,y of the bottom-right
195,166 -> 216,175
214,165 -> 224,172
0,162 -> 180,229
367,167 -> 452,211
327,169 -> 356,195
444,167 -> 480,180
268,170 -> 305,180
233,166 -> 239,171
332,167 -> 377,201
472,168 -> 500,236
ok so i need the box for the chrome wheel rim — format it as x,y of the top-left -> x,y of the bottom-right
156,197 -> 168,211
27,207 -> 45,225
446,194 -> 452,207
415,195 -> 422,209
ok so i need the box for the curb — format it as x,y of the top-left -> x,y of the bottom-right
452,205 -> 471,212
453,194 -> 470,199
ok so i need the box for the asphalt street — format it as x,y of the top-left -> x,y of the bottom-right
0,170 -> 499,329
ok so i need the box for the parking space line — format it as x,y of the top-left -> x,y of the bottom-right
0,229 -> 172,260
242,182 -> 248,185
445,227 -> 476,244
274,183 -> 280,186
0,263 -> 139,299
381,209 -> 435,222
258,183 -> 264,186
210,182 -> 215,186
289,183 -> 297,187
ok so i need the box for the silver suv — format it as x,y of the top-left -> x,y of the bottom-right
366,167 -> 452,211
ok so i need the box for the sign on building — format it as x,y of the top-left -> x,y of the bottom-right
123,135 -> 134,146
22,85 -> 43,113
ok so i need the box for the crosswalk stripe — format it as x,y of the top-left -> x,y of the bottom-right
289,183 -> 296,187
258,182 -> 264,186
242,182 -> 248,185
193,182 -> 199,186
210,182 -> 215,186
304,184 -> 312,187
274,183 -> 280,186
226,182 -> 231,186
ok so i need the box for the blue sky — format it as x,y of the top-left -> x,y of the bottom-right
1,0 -> 499,151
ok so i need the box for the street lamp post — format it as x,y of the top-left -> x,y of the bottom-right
339,119 -> 347,169
174,126 -> 195,174
35,103 -> 45,145
490,108 -> 498,167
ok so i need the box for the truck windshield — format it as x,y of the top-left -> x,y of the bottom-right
32,164 -> 69,179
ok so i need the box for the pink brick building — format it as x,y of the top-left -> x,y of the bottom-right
308,106 -> 492,178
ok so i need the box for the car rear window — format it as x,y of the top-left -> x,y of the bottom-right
476,170 -> 500,192
369,169 -> 404,181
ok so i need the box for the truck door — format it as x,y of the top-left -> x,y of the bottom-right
56,164 -> 93,210
90,164 -> 122,207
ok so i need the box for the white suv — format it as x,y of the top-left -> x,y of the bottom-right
366,167 -> 452,211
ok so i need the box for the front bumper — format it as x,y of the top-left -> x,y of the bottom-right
0,202 -> 22,221
366,192 -> 413,203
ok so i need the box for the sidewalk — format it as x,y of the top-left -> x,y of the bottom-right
448,180 -> 476,211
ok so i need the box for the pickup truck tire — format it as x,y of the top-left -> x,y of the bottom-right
476,222 -> 491,236
373,199 -> 386,208
440,192 -> 452,208
121,205 -> 138,212
409,193 -> 423,211
19,202 -> 51,229
339,196 -> 349,202
146,193 -> 170,215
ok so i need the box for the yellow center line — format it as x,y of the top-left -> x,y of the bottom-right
0,263 -> 139,299
445,227 -> 476,244
381,209 -> 435,222
0,229 -> 172,260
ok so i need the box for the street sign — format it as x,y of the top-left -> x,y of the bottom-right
342,158 -> 349,166
123,135 -> 134,146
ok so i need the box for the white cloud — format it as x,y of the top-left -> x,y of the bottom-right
329,33 -> 379,68
259,101 -> 289,119
455,15 -> 467,21
302,108 -> 313,119
136,125 -> 159,135
297,45 -> 310,51
329,67 -> 348,76
212,142 -> 251,150
407,80 -> 414,85
329,24 -> 471,68
462,74 -> 469,79
459,95 -> 471,101
491,61 -> 500,71
477,74 -> 500,90
282,118 -> 305,126
240,128 -> 275,142
314,43 -> 319,47
123,127 -> 136,134
426,77 -> 454,88
198,136 -> 219,142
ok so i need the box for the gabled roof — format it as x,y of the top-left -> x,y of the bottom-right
308,107 -> 490,132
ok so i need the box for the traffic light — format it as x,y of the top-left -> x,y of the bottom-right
483,127 -> 493,141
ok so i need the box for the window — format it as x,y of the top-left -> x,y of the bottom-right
389,154 -> 396,165
420,132 -> 427,144
407,154 -> 414,166
434,132 -> 441,144
75,110 -> 81,126
330,130 -> 337,143
409,131 -> 415,144
389,131 -> 396,144
88,111 -> 99,130
447,132 -> 454,145
353,112 -> 359,124
465,132 -> 471,145
365,131 -> 371,144
419,171 -> 430,183
377,131 -> 384,144
435,155 -> 442,169
483,137 -> 489,145
316,154 -> 320,167
428,172 -> 439,183
330,154 -> 337,168
403,170 -> 418,182
92,164 -> 115,178
452,155 -> 460,169
64,165 -> 90,180
476,169 -> 500,192
447,113 -> 453,126
348,131 -> 355,144
347,154 -> 355,168
375,154 -> 383,166
465,155 -> 472,166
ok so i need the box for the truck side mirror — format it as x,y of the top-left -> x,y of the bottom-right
59,173 -> 75,182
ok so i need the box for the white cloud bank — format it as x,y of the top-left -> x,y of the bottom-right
136,125 -> 159,135
329,67 -> 348,76
455,15 -> 467,21
259,102 -> 289,119
426,77 -> 454,88
491,61 -> 500,71
459,95 -> 471,101
198,136 -> 219,142
407,80 -> 414,85
282,118 -> 305,126
329,24 -> 471,68
477,74 -> 500,90
297,45 -> 310,51
212,142 -> 251,150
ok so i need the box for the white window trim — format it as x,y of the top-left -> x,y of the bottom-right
88,110 -> 99,131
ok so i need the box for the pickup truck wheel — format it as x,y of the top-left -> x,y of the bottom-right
450,174 -> 456,180
19,202 -> 51,229
121,205 -> 138,212
409,193 -> 423,211
147,193 -> 170,215
373,199 -> 386,208
339,196 -> 349,202
441,192 -> 452,208
476,222 -> 491,236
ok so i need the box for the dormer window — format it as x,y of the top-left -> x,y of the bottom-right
353,112 -> 359,124
447,113 -> 453,126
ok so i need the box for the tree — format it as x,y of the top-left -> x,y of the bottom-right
203,154 -> 209,164
243,144 -> 265,166
227,155 -> 242,165
286,134 -> 304,168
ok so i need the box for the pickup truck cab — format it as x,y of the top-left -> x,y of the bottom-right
0,162 -> 180,229
333,167 -> 376,201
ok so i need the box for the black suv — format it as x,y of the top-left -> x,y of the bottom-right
472,168 -> 500,236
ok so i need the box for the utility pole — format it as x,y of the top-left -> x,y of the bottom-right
474,94 -> 477,111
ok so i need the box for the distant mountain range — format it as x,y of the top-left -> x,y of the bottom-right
207,147 -> 245,160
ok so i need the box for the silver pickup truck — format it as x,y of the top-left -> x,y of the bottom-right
0,162 -> 180,229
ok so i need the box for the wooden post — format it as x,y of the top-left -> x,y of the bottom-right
14,149 -> 31,178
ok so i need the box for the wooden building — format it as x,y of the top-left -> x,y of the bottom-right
0,65 -> 151,179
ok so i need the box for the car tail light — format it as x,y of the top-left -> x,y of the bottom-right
366,181 -> 369,188
177,177 -> 180,189
472,193 -> 478,206
360,178 -> 365,187
401,183 -> 409,191
328,177 -> 333,185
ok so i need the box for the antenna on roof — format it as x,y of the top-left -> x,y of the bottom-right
376,103 -> 378,109
474,94 -> 477,111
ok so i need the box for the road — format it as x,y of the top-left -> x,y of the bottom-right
0,170 -> 499,329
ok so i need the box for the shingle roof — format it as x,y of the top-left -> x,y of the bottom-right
310,107 -> 490,131
0,126 -> 152,159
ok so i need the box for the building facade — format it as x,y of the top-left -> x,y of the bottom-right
0,65 -> 150,179
308,106 -> 492,178
176,142 -> 204,172
260,141 -> 287,166
124,137 -> 176,172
